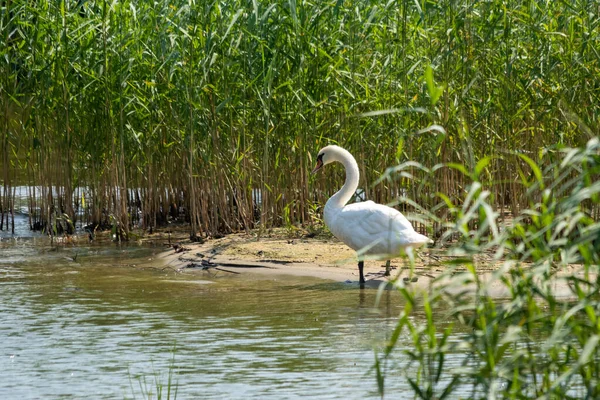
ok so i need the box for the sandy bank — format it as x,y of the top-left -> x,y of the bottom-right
157,232 -> 392,284
152,230 -> 593,298
154,231 -> 488,291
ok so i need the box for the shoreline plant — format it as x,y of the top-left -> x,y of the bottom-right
376,138 -> 600,398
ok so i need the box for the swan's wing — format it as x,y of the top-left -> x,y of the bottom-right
328,201 -> 429,255
342,201 -> 414,233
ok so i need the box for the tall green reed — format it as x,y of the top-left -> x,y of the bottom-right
0,0 -> 597,238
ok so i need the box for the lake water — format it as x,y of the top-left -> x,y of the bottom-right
0,234 -> 434,399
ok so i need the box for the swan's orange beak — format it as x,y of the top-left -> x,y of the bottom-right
311,158 -> 323,174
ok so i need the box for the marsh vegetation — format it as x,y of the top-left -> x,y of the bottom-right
377,139 -> 600,398
1,0 -> 598,240
2,1 -> 600,398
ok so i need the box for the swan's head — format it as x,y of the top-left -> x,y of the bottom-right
311,145 -> 344,174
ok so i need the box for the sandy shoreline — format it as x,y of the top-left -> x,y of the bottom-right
157,233 -> 395,284
150,230 -> 592,298
154,231 -> 490,291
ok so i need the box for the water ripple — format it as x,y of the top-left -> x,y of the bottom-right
0,242 -> 464,399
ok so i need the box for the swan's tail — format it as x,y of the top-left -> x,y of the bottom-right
407,232 -> 433,248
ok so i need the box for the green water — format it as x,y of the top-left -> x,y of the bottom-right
0,236 -> 440,399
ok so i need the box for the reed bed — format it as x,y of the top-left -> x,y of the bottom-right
0,0 -> 598,238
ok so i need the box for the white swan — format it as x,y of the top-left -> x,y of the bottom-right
312,145 -> 431,284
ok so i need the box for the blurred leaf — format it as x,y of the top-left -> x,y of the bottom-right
424,65 -> 444,106
518,153 -> 544,189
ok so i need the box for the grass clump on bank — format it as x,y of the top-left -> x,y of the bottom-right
0,0 -> 598,240
376,138 -> 600,398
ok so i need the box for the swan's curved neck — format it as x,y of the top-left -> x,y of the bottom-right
326,149 -> 359,209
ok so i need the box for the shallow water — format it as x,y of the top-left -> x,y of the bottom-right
0,237 -> 440,399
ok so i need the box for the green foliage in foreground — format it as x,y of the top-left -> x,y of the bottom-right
0,0 -> 598,238
377,138 -> 600,398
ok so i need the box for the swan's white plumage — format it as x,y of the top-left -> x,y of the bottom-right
325,200 -> 429,256
315,145 -> 430,260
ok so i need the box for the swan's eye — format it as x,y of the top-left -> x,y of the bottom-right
317,153 -> 324,162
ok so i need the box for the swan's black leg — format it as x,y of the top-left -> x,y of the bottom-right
385,260 -> 391,276
358,260 -> 365,285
